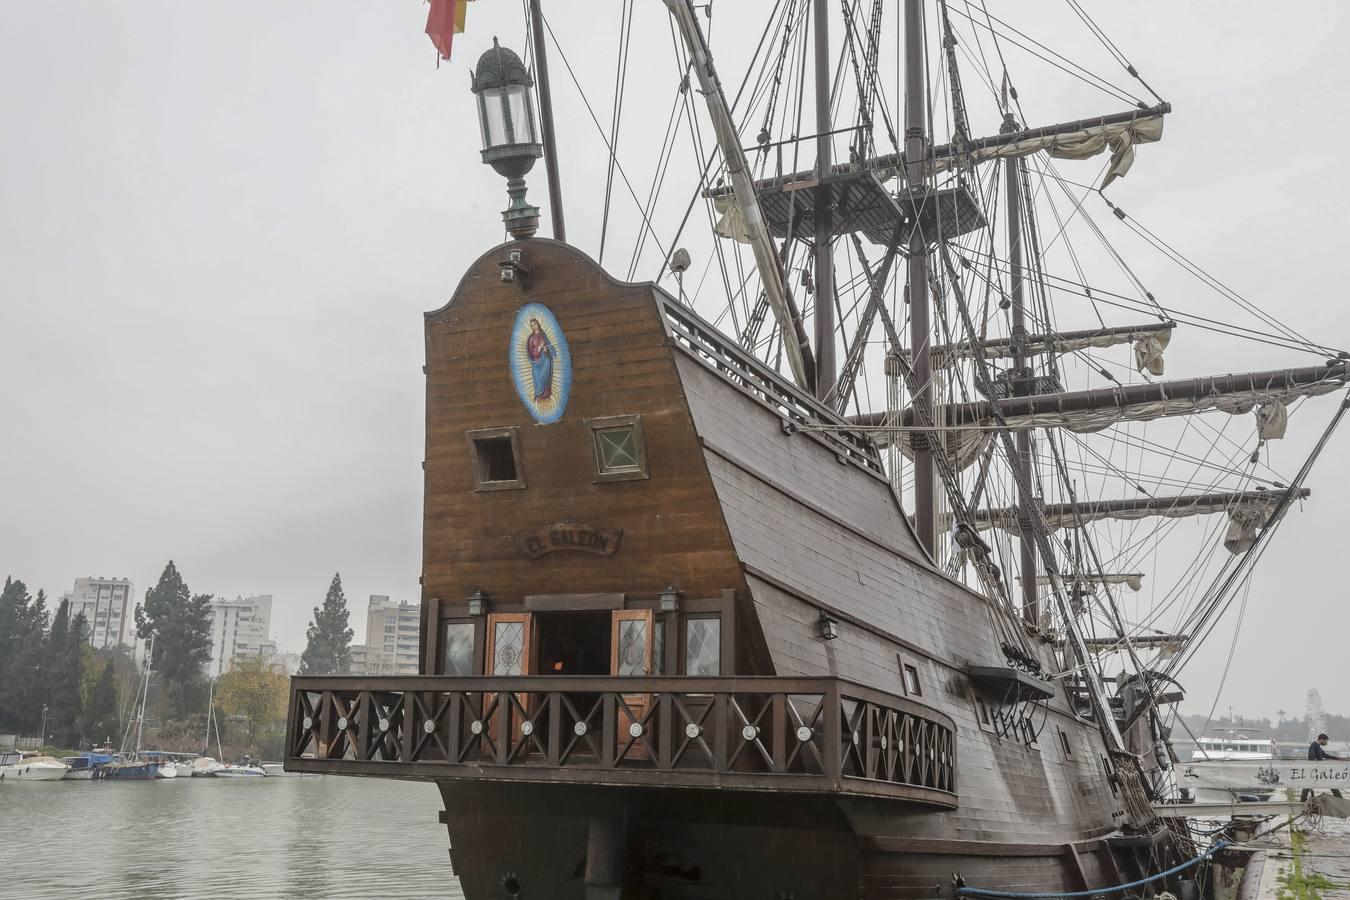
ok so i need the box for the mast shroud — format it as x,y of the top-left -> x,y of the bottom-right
665,0 -> 815,390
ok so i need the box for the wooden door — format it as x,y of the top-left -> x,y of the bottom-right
611,609 -> 654,759
484,613 -> 532,749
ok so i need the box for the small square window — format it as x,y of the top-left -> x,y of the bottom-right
467,427 -> 525,491
586,415 -> 649,482
902,663 -> 922,696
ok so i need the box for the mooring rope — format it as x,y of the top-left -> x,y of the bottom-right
955,840 -> 1231,898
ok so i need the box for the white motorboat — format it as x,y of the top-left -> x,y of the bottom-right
155,761 -> 178,778
0,751 -> 69,782
214,765 -> 266,778
190,757 -> 225,777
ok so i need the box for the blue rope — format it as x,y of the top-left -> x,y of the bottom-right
955,840 -> 1231,899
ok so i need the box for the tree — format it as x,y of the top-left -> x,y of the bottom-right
135,561 -> 214,718
86,659 -> 121,746
44,600 -> 86,741
300,572 -> 353,676
216,658 -> 289,753
0,579 -> 49,732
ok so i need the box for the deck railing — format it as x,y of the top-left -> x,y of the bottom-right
286,675 -> 957,806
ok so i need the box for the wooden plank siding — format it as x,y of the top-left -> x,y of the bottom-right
420,240 -> 755,665
673,348 -> 1127,848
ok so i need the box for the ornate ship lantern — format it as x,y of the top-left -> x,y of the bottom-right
472,38 -> 543,239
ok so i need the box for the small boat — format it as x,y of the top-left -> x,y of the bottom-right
0,751 -> 69,782
101,759 -> 160,780
190,757 -> 225,777
214,765 -> 266,778
63,751 -> 115,780
261,763 -> 319,777
143,752 -> 189,778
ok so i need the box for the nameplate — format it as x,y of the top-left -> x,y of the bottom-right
514,524 -> 622,559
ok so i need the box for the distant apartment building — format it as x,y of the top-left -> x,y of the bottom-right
350,595 -> 421,675
63,577 -> 136,651
206,594 -> 274,677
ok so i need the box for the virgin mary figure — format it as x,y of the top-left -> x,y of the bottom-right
526,317 -> 554,402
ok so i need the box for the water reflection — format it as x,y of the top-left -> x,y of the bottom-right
0,775 -> 459,899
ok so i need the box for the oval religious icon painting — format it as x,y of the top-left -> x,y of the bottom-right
509,303 -> 572,424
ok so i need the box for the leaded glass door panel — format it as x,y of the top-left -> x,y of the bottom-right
484,613 -> 532,748
611,609 -> 654,760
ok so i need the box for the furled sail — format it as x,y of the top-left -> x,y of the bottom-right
882,362 -> 1349,437
972,487 -> 1309,555
930,114 -> 1165,188
926,322 -> 1174,374
1026,573 -> 1144,591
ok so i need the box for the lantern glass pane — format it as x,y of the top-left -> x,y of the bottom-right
504,83 -> 533,145
483,89 -> 509,148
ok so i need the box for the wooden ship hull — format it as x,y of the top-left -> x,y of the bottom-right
286,240 -> 1174,898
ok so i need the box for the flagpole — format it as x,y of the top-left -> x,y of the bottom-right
528,0 -> 567,242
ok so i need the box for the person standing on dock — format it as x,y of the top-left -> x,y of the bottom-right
1303,734 -> 1343,801
1309,734 -> 1340,761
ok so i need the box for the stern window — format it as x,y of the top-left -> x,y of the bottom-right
587,415 -> 649,482
441,622 -> 476,676
684,618 -> 721,676
902,663 -> 922,696
468,427 -> 525,491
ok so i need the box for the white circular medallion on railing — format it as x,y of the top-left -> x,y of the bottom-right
423,720 -> 437,735
470,720 -> 484,735
520,721 -> 534,737
302,716 -> 313,731
337,717 -> 348,731
796,726 -> 813,742
685,723 -> 701,739
574,722 -> 588,736
741,725 -> 759,741
628,722 -> 644,738
880,736 -> 888,749
379,718 -> 390,732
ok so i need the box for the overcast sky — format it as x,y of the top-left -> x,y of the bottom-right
2,2 -> 1346,726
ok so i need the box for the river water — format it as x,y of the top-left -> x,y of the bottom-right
0,774 -> 463,899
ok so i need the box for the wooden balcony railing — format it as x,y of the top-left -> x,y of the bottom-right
285,676 -> 957,807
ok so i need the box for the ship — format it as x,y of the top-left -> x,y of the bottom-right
284,1 -> 1350,897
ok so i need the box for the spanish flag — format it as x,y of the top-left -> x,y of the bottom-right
425,0 -> 472,61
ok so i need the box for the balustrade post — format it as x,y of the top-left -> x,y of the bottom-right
358,691 -> 372,760
496,690 -> 511,765
823,683 -> 841,790
656,692 -> 672,770
771,693 -> 786,773
713,693 -> 729,773
401,692 -> 415,762
547,691 -> 562,767
601,693 -> 616,768
285,687 -> 299,759
319,691 -> 336,760
447,692 -> 462,763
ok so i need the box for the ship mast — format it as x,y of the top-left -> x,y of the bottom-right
903,0 -> 936,554
1004,127 -> 1039,625
811,0 -> 835,402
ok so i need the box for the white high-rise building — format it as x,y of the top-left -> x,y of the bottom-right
351,595 -> 421,675
207,594 -> 274,677
63,577 -> 136,651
